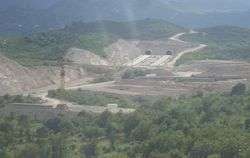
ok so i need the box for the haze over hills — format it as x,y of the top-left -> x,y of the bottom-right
1,1 -> 250,157
1,0 -> 250,35
161,0 -> 250,12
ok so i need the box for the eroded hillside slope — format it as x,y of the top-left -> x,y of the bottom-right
0,54 -> 86,95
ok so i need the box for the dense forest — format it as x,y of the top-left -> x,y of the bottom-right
0,19 -> 184,66
0,84 -> 249,158
177,26 -> 250,65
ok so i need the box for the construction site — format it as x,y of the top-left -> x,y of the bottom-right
0,31 -> 249,117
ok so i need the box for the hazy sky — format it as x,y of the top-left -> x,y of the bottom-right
1,0 -> 250,11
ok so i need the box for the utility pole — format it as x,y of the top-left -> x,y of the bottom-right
58,58 -> 66,90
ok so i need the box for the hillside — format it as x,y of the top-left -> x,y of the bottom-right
176,26 -> 250,65
0,54 -> 87,95
0,20 -> 185,66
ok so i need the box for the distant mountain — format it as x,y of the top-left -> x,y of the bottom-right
161,0 -> 250,13
1,0 -> 250,35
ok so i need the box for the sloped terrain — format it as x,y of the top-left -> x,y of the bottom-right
65,48 -> 108,65
177,26 -> 250,65
105,39 -> 142,65
0,20 -> 185,66
65,36 -> 196,67
176,60 -> 250,80
0,54 -> 86,95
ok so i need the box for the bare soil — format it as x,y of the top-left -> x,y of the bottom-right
0,54 -> 88,95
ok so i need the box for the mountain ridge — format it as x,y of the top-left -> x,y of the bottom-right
1,0 -> 250,35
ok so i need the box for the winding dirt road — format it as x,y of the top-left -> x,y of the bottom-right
167,31 -> 207,68
30,80 -> 136,113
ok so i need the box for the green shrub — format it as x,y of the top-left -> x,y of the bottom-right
231,83 -> 246,96
122,69 -> 148,79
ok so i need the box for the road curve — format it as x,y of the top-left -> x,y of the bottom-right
167,31 -> 207,68
169,33 -> 187,43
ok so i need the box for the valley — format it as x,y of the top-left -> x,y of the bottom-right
1,27 -> 249,115
1,0 -> 250,157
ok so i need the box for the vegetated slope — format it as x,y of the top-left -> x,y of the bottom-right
0,90 -> 250,157
0,19 -> 185,66
176,26 -> 250,65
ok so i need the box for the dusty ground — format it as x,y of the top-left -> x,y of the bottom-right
0,54 -> 88,95
65,33 -> 197,67
175,60 -> 250,80
58,32 -> 250,99
65,48 -> 109,65
69,77 -> 246,98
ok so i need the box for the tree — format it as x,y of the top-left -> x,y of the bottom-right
166,50 -> 173,55
231,83 -> 246,96
97,111 -> 112,128
106,123 -> 117,149
17,144 -> 40,158
82,143 -> 96,158
51,135 -> 68,158
245,118 -> 250,131
220,146 -> 239,158
123,114 -> 140,139
84,126 -> 104,141
45,117 -> 62,133
145,50 -> 152,55
188,146 -> 212,158
131,121 -> 151,142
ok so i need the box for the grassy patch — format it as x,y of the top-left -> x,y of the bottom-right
78,33 -> 115,57
48,89 -> 136,108
175,49 -> 217,66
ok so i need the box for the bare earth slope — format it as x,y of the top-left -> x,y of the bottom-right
65,35 -> 197,66
65,48 -> 109,65
60,32 -> 249,98
0,54 -> 86,95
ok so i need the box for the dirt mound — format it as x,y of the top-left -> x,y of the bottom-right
0,54 -> 86,95
64,36 -> 196,67
104,38 -> 196,66
65,48 -> 109,65
105,39 -> 142,65
136,40 -> 196,56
